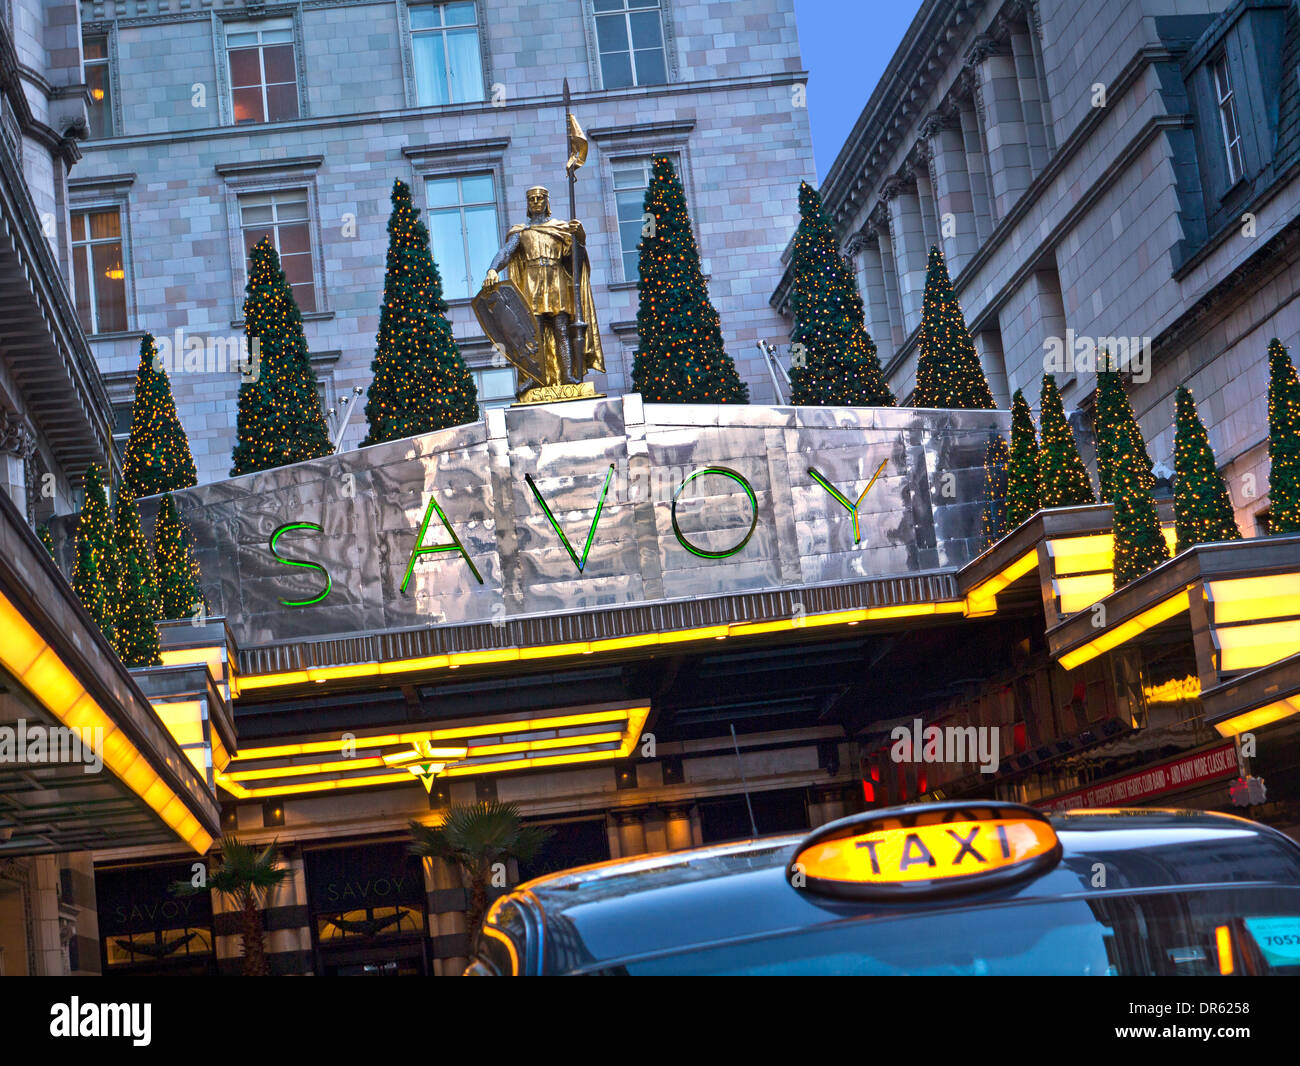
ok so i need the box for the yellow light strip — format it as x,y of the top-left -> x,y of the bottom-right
1054,572 -> 1116,616
159,644 -> 239,697
1207,574 -> 1300,625
1046,534 -> 1114,576
1214,619 -> 1300,673
1058,589 -> 1191,670
965,549 -> 1038,618
215,707 -> 650,798
1213,697 -> 1300,737
235,604 -> 968,695
0,594 -> 213,853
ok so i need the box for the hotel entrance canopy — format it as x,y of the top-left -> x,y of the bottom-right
0,492 -> 219,855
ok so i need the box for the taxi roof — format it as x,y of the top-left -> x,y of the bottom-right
511,808 -> 1300,975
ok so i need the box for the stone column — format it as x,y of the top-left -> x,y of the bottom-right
424,855 -> 468,977
1009,24 -> 1050,174
956,88 -> 994,242
911,150 -> 940,255
974,329 -> 1011,409
876,223 -> 907,351
884,177 -> 928,336
664,805 -> 694,851
853,232 -> 897,364
0,413 -> 35,522
969,34 -> 1033,220
613,809 -> 647,858
923,109 -> 980,275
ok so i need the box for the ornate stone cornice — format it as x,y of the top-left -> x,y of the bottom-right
965,31 -> 1009,66
879,175 -> 911,202
0,411 -> 35,459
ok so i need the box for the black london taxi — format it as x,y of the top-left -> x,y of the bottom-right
465,801 -> 1300,975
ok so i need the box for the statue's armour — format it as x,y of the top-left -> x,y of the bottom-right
512,223 -> 574,316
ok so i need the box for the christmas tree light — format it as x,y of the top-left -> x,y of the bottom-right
1267,338 -> 1300,534
1094,366 -> 1168,586
71,464 -> 118,651
912,245 -> 996,409
631,156 -> 749,403
1005,389 -> 1041,529
982,435 -> 1010,547
787,181 -> 895,406
230,238 -> 333,476
1038,373 -> 1095,507
153,493 -> 206,621
113,485 -> 162,667
363,179 -> 478,445
1173,385 -> 1240,553
120,332 -> 198,496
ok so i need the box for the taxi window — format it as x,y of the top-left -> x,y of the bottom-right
470,898 -> 530,976
578,885 -> 1300,976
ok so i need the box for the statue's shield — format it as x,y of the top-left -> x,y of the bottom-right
472,280 -> 545,386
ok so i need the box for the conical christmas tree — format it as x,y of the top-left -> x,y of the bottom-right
787,182 -> 894,406
1038,374 -> 1095,508
363,179 -> 478,446
1100,373 -> 1169,586
37,524 -> 54,558
71,464 -> 118,651
153,493 -> 206,621
113,486 -> 162,667
1005,390 -> 1041,528
121,332 -> 198,497
982,435 -> 1010,548
1094,363 -> 1155,504
1267,338 -> 1300,534
1173,385 -> 1240,553
231,238 -> 332,476
912,245 -> 996,409
631,155 -> 748,403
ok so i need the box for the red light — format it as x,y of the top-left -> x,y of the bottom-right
862,779 -> 874,803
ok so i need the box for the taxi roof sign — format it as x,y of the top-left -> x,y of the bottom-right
789,801 -> 1062,900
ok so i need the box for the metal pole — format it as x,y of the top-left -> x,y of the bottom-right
730,723 -> 759,838
563,78 -> 585,378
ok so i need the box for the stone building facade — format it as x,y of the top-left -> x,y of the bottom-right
73,0 -> 812,485
775,0 -> 1300,536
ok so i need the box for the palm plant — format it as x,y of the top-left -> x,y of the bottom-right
409,801 -> 552,942
171,835 -> 289,976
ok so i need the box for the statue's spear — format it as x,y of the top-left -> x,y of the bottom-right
563,78 -> 588,379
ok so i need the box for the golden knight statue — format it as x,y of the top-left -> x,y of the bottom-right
481,185 -> 604,401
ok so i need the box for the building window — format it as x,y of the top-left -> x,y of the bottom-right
227,19 -> 299,125
111,402 -> 132,460
84,37 -> 112,138
594,0 -> 667,89
1212,55 -> 1245,185
71,209 -> 127,334
474,366 -> 515,411
612,154 -> 676,281
411,2 -> 484,106
425,173 -> 499,301
239,190 -> 316,312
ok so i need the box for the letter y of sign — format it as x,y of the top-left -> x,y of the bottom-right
808,458 -> 888,545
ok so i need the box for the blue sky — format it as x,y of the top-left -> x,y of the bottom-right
793,0 -> 926,182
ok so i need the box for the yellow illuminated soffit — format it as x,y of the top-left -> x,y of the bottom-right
1213,696 -> 1300,737
1058,588 -> 1191,671
234,603 -> 966,695
0,593 -> 213,854
1206,574 -> 1300,625
1213,619 -> 1300,674
215,704 -> 651,798
965,548 -> 1038,618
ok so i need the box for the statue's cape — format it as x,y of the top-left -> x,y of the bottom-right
504,221 -> 604,373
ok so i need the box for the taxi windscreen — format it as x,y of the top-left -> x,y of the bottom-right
574,884 -> 1300,976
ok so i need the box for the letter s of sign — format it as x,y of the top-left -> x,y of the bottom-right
269,522 -> 332,607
